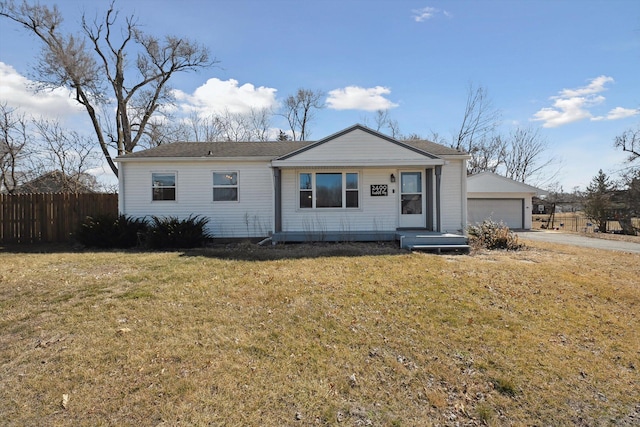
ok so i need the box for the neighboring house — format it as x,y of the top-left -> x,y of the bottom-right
11,171 -> 97,194
116,124 -> 471,246
467,172 -> 547,230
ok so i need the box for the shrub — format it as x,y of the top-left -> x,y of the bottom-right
77,214 -> 147,248
467,219 -> 523,251
143,215 -> 212,249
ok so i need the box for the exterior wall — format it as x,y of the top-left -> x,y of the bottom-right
279,161 -> 467,234
467,192 -> 534,229
119,160 -> 274,238
284,128 -> 432,164
440,159 -> 467,233
280,168 -> 399,234
116,155 -> 469,239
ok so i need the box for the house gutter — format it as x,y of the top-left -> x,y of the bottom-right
435,165 -> 442,232
461,159 -> 468,233
118,163 -> 125,214
273,167 -> 282,233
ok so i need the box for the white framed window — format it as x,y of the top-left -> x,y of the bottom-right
152,172 -> 176,201
213,172 -> 238,202
298,172 -> 359,209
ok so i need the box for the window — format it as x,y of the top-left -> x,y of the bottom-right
213,172 -> 238,201
299,172 -> 359,209
299,173 -> 312,208
152,172 -> 176,201
345,173 -> 359,208
401,171 -> 422,214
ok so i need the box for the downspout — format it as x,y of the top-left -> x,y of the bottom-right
274,167 -> 282,233
425,168 -> 434,231
461,159 -> 468,234
435,165 -> 442,232
118,162 -> 125,214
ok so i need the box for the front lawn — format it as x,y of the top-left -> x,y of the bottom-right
1,242 -> 638,425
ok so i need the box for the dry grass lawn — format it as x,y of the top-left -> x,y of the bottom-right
1,241 -> 639,426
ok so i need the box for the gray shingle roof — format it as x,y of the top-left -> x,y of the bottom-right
119,141 -> 315,159
117,129 -> 466,160
401,140 -> 465,156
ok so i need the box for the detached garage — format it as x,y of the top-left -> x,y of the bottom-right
467,172 -> 547,230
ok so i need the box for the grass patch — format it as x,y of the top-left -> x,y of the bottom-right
117,288 -> 155,300
490,376 -> 518,397
1,242 -> 639,425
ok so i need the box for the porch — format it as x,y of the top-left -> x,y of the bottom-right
271,229 -> 469,253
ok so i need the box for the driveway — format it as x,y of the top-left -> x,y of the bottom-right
516,230 -> 640,254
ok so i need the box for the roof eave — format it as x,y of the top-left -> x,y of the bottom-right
116,155 -> 277,163
271,159 -> 448,168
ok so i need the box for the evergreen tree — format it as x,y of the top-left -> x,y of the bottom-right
583,169 -> 615,233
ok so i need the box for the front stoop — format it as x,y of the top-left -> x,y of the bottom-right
397,231 -> 470,253
270,230 -> 470,253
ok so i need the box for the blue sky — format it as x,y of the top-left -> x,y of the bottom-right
1,0 -> 639,190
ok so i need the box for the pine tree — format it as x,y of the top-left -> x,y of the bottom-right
583,169 -> 615,233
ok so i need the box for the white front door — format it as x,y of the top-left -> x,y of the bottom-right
399,171 -> 426,228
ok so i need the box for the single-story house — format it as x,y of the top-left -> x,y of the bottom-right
467,171 -> 547,230
115,124 -> 471,249
2,171 -> 97,194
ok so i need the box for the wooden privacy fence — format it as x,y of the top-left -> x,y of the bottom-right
0,193 -> 118,244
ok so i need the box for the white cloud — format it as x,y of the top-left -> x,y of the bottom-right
558,75 -> 613,97
412,6 -> 451,22
531,76 -> 637,128
0,62 -> 83,119
326,86 -> 399,111
592,106 -> 639,121
173,78 -> 278,116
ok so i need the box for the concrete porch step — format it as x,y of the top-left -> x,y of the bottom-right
397,231 -> 470,253
408,244 -> 470,253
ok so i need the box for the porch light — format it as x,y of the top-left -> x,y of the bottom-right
390,173 -> 396,183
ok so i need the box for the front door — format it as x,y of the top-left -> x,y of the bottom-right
399,171 -> 426,228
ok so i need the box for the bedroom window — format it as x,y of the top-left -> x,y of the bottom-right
152,172 -> 176,201
299,172 -> 359,209
213,172 -> 238,201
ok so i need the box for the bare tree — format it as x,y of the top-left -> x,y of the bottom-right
32,119 -> 102,192
467,134 -> 507,175
365,109 -> 402,139
153,108 -> 274,143
248,107 -> 273,142
451,83 -> 501,152
426,130 -> 448,146
501,126 -> 556,184
178,112 -> 221,143
0,103 -> 31,193
282,88 -> 324,141
216,110 -> 251,142
372,109 -> 390,131
136,116 -> 193,148
614,124 -> 640,166
0,0 -> 215,176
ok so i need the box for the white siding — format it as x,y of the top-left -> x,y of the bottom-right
279,128 -> 436,165
441,160 -> 466,233
120,160 -> 274,238
280,168 -> 399,233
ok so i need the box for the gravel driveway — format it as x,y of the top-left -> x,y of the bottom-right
516,230 -> 640,254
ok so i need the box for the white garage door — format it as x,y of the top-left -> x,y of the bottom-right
468,198 -> 523,229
